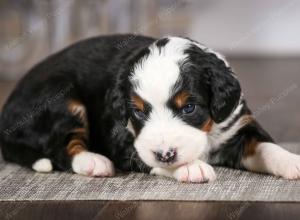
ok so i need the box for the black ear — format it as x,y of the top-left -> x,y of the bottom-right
208,66 -> 241,123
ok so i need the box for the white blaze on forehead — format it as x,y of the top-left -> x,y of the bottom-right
130,37 -> 191,105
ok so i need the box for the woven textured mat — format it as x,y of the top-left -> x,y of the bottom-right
0,143 -> 299,201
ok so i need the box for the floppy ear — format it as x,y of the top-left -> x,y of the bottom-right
208,66 -> 241,123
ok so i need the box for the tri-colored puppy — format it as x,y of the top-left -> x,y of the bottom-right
1,35 -> 299,182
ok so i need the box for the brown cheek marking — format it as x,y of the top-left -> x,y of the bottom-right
174,91 -> 190,108
201,119 -> 213,132
67,100 -> 87,126
132,95 -> 145,112
244,139 -> 259,157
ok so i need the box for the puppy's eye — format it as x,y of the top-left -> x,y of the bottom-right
134,109 -> 146,119
182,104 -> 196,114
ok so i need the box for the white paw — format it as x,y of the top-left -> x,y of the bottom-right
32,158 -> 53,173
173,160 -> 216,183
275,154 -> 300,180
72,152 -> 115,177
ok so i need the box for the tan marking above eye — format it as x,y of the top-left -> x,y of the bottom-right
174,91 -> 190,108
132,95 -> 145,112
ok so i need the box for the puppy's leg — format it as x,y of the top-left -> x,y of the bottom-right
242,142 -> 300,179
63,100 -> 115,177
45,126 -> 114,177
69,133 -> 114,177
35,100 -> 114,177
151,160 -> 216,183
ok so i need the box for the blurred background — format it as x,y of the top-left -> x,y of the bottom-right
0,0 -> 299,142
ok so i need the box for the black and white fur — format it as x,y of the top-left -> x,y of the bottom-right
0,34 -> 299,182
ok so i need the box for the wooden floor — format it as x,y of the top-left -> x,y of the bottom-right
1,201 -> 300,220
0,58 -> 300,219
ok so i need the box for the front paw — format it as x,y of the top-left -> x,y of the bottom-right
72,151 -> 115,177
151,160 -> 217,183
275,154 -> 300,180
173,160 -> 216,183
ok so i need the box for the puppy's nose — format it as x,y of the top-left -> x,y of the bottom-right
154,148 -> 177,163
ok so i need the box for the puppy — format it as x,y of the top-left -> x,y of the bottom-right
0,34 -> 299,183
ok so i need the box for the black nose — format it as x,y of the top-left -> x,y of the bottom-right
154,148 -> 177,163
